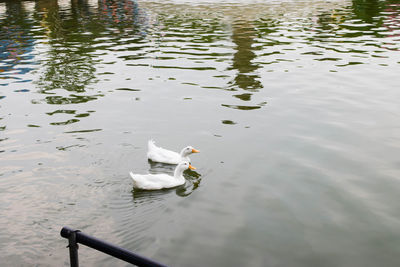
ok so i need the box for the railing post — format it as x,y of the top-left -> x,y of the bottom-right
67,230 -> 80,267
61,226 -> 169,267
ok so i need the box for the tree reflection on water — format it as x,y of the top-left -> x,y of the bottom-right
0,1 -> 35,80
229,20 -> 262,96
34,0 -> 99,95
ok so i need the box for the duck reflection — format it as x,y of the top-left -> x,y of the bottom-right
147,160 -> 176,174
131,188 -> 168,203
175,168 -> 202,197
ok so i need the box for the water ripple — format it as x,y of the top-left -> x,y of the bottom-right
1,1 -> 400,266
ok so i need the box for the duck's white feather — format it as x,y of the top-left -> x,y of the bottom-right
130,172 -> 184,190
147,140 -> 185,164
130,161 -> 192,190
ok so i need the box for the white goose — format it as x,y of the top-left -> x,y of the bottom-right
147,139 -> 199,164
130,161 -> 196,190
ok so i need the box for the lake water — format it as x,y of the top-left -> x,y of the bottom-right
1,0 -> 400,266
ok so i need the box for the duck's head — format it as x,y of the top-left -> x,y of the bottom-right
180,146 -> 200,157
179,161 -> 196,170
175,161 -> 196,176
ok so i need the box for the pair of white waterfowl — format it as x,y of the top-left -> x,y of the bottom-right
129,140 -> 200,190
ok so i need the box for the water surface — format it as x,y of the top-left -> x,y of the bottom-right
1,0 -> 400,266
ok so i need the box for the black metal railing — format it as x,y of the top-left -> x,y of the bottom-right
60,226 -> 169,267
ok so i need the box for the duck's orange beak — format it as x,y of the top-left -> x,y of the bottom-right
192,148 -> 200,153
189,164 -> 196,170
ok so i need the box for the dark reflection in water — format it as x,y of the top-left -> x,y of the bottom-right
175,169 -> 202,197
222,119 -> 237,125
222,102 -> 266,111
233,92 -> 252,101
0,1 -> 35,82
309,0 -> 400,57
23,0 -> 147,124
229,21 -> 262,94
34,0 -> 98,94
98,0 -> 148,38
352,0 -> 384,23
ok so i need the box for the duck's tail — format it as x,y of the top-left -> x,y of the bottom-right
147,139 -> 159,159
129,172 -> 138,187
148,139 -> 156,150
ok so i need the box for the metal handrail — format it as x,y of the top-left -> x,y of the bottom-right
60,226 -> 169,267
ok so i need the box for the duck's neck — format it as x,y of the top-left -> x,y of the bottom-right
180,148 -> 190,158
174,167 -> 185,178
179,151 -> 190,162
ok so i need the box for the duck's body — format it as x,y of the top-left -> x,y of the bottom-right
130,162 -> 195,190
147,140 -> 199,164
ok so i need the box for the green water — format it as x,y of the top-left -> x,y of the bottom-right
1,0 -> 400,266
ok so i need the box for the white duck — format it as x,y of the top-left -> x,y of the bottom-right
147,139 -> 199,164
129,161 -> 196,190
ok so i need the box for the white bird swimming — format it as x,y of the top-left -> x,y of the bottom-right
130,161 -> 196,190
147,139 -> 200,164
